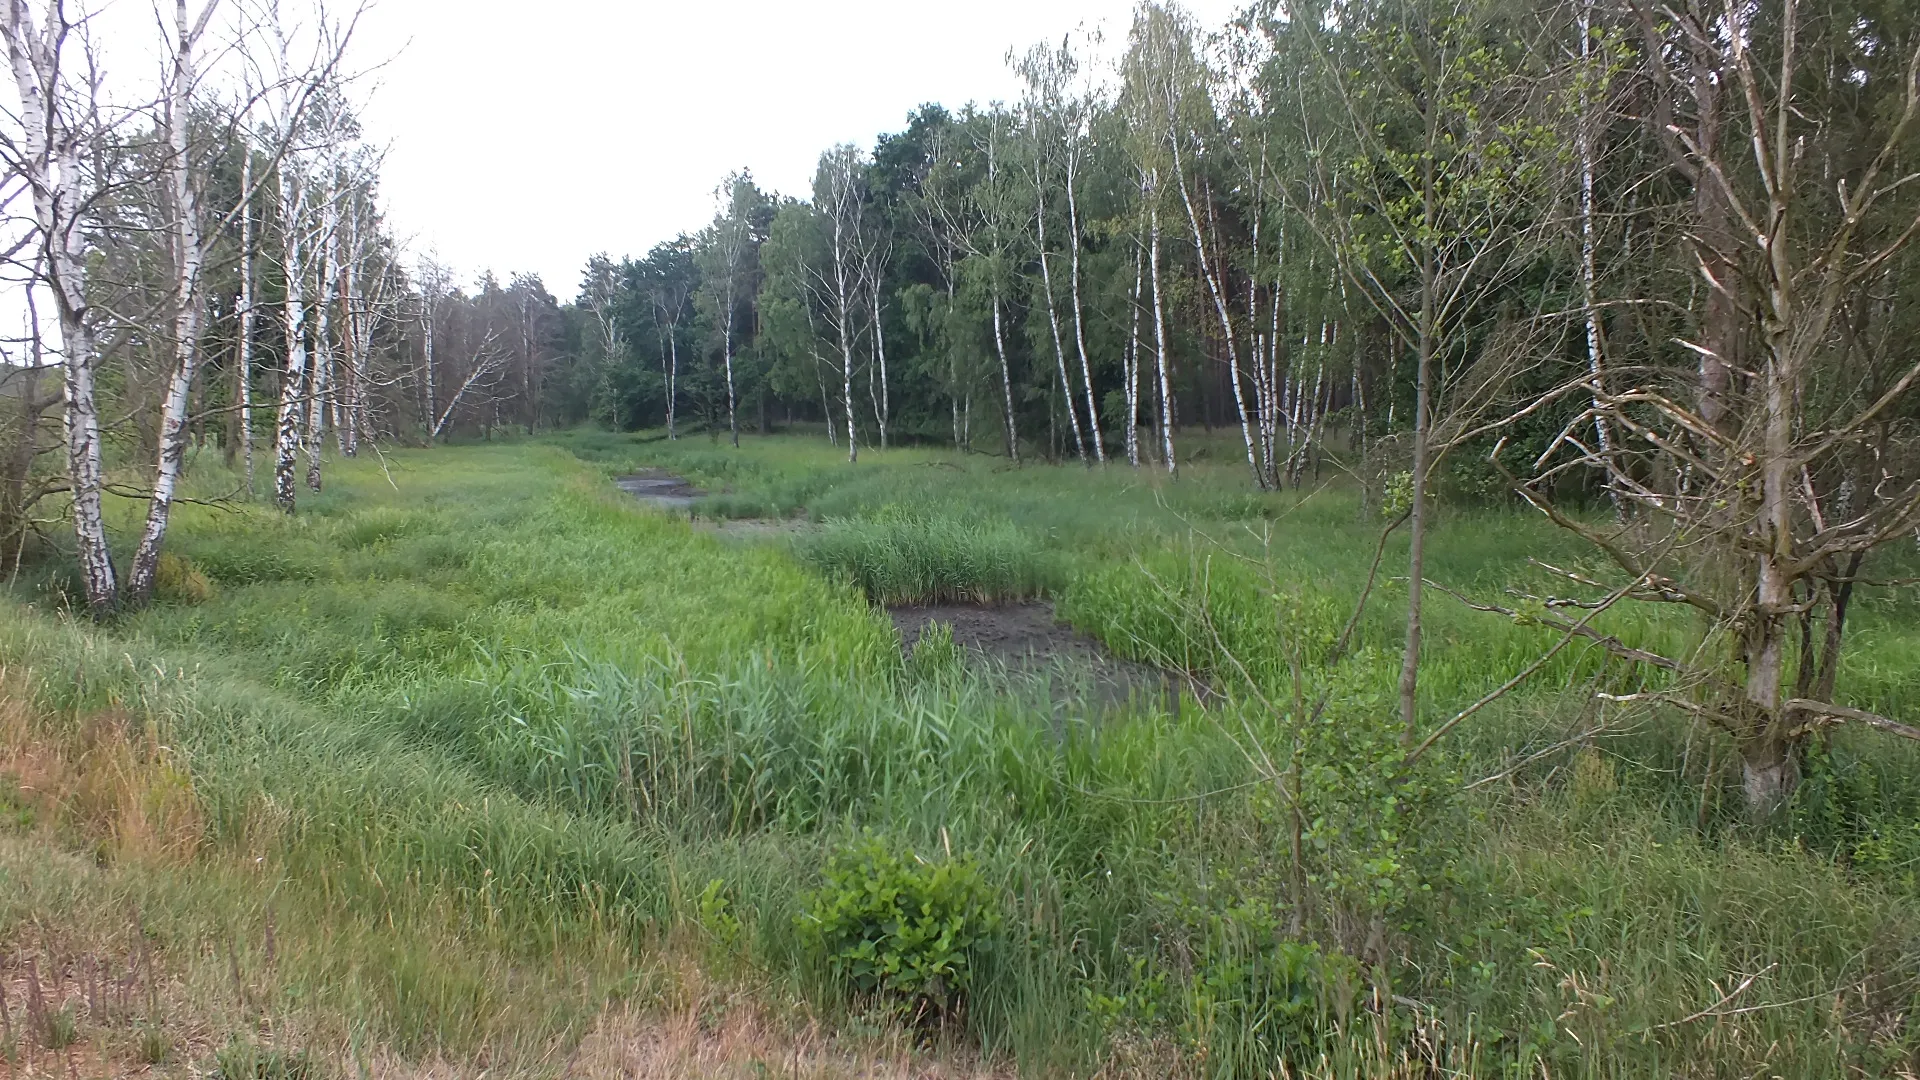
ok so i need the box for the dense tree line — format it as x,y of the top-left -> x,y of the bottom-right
559,0 -> 1920,814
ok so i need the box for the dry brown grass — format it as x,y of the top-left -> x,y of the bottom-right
561,956 -> 1004,1080
0,668 -> 201,866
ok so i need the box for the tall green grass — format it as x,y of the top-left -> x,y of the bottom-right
794,507 -> 1061,605
0,431 -> 1914,1076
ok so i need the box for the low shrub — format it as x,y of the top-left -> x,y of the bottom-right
799,835 -> 1000,1019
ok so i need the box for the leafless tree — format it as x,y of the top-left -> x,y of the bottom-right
1512,0 -> 1920,814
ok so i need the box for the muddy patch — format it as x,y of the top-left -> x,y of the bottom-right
700,516 -> 815,539
616,471 -> 702,511
890,601 -> 1198,714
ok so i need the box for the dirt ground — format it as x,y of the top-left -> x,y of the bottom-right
889,602 -> 1195,715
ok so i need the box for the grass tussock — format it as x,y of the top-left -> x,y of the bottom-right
795,508 -> 1060,605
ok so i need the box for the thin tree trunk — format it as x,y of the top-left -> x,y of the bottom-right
239,151 -> 256,492
128,0 -> 215,605
1035,157 -> 1086,462
947,277 -> 962,450
7,7 -> 117,611
871,281 -> 889,449
422,293 -> 436,436
1125,236 -> 1145,469
1398,210 -> 1436,750
305,197 -> 334,493
338,204 -> 361,456
274,168 -> 308,511
1148,181 -> 1175,477
1174,162 -> 1260,488
666,329 -> 679,440
817,356 -> 835,446
841,325 -> 858,465
991,291 -> 1018,464
1578,0 -> 1620,519
722,281 -> 738,447
1065,148 -> 1103,463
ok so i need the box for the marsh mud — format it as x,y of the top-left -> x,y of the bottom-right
616,471 -> 703,511
889,601 -> 1201,714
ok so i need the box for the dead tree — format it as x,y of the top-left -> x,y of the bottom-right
1515,0 -> 1920,816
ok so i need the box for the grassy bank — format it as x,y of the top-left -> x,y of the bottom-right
0,432 -> 1915,1076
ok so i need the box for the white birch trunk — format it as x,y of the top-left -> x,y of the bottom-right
129,0 -> 220,605
1064,143 -> 1102,463
870,280 -> 889,449
816,354 -> 835,447
423,292 -> 437,435
305,194 -> 335,492
1125,236 -> 1145,468
1147,179 -> 1175,476
1034,152 -> 1086,462
991,292 -> 1018,464
274,166 -> 309,511
239,150 -> 256,493
946,276 -> 962,450
1172,156 -> 1261,489
1577,0 -> 1619,519
335,201 -> 357,456
722,283 -> 738,446
666,328 -> 678,439
6,1 -> 117,612
826,178 -> 861,464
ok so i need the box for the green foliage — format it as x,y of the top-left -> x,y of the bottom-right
906,619 -> 964,682
800,835 -> 1000,1015
695,877 -> 747,957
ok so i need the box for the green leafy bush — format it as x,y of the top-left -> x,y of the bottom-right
800,836 -> 1000,1016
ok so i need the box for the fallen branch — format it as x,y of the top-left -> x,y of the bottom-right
1786,698 -> 1920,742
1428,580 -> 1697,676
1404,573 -> 1640,771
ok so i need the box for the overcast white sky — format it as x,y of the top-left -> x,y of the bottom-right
346,0 -> 1244,299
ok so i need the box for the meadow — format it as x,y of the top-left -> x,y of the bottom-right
0,428 -> 1917,1077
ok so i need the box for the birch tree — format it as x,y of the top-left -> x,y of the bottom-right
698,172 -> 756,447
967,109 -> 1023,464
812,144 -> 867,463
4,0 -> 118,614
1018,42 -> 1089,462
252,0 -> 357,510
123,0 -> 222,606
1122,13 -> 1183,475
